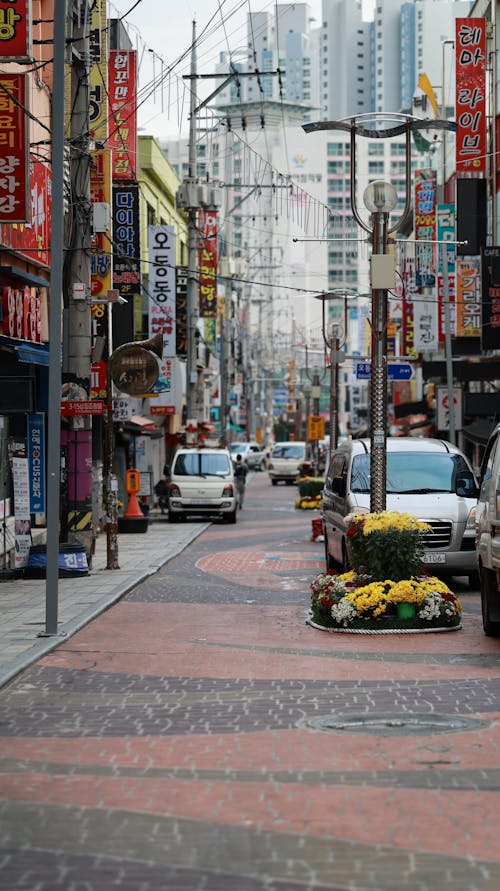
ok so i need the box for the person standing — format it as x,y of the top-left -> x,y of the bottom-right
233,453 -> 248,509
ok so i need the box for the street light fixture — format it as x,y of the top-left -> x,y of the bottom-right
303,114 -> 456,512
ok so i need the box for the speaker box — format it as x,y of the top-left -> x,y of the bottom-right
456,178 -> 487,256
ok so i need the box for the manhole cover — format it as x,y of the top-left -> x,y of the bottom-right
306,713 -> 488,736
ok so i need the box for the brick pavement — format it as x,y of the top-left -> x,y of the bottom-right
1,471 -> 500,890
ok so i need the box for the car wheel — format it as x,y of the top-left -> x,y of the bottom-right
324,529 -> 336,573
468,569 -> 480,588
226,509 -> 237,524
271,479 -> 277,486
480,562 -> 500,636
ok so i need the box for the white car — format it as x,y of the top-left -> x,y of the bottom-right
476,422 -> 500,635
166,448 -> 237,523
229,441 -> 266,470
322,436 -> 479,583
267,441 -> 307,485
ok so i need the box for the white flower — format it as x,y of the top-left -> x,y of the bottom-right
331,598 -> 357,626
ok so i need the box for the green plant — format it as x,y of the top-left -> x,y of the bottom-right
297,477 -> 324,499
346,511 -> 431,582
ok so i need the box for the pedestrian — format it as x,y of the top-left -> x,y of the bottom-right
233,453 -> 248,509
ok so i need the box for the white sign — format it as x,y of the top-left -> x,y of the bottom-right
148,225 -> 176,358
436,385 -> 462,431
413,298 -> 439,352
113,397 -> 132,421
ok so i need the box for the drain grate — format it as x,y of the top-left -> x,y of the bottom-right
306,713 -> 488,736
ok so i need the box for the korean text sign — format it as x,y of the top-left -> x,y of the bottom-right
0,74 -> 29,221
456,18 -> 486,173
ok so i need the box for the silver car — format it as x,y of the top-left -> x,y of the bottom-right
322,436 -> 479,584
229,442 -> 266,471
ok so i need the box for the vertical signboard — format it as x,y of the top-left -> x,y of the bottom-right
28,412 -> 45,514
0,74 -> 29,222
148,225 -> 176,358
436,203 -> 456,342
90,149 -> 112,300
198,210 -> 218,317
414,169 -> 436,289
456,18 -> 486,173
176,266 -> 188,357
456,257 -> 481,337
480,247 -> 500,351
108,49 -> 138,181
112,183 -> 140,296
0,0 -> 32,61
89,0 -> 108,143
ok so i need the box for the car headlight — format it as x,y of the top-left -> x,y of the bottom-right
465,505 -> 476,533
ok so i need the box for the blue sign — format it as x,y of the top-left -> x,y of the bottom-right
388,363 -> 414,381
28,413 -> 46,514
273,390 -> 288,403
355,363 -> 414,381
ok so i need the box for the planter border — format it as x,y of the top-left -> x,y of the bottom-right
307,612 -> 462,635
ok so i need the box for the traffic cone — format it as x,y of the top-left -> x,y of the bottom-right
124,490 -> 144,518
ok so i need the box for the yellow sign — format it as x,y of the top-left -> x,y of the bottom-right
307,415 -> 325,441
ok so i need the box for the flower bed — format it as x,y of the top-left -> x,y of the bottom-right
307,511 -> 462,633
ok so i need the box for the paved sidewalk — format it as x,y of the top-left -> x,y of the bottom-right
0,515 -> 208,690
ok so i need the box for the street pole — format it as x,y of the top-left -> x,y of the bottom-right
186,20 -> 199,429
368,209 -> 390,512
105,304 -> 119,569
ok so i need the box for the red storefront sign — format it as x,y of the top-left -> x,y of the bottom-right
0,158 -> 51,266
0,0 -> 32,61
198,210 -> 218,318
60,400 -> 106,416
1,285 -> 41,342
456,18 -> 487,173
108,50 -> 137,181
90,360 -> 107,400
0,73 -> 29,221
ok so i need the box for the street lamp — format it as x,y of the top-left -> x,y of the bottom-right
362,181 -> 398,511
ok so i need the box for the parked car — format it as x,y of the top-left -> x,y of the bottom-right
321,436 -> 479,583
476,422 -> 500,635
229,441 -> 266,470
267,441 -> 307,485
166,448 -> 237,523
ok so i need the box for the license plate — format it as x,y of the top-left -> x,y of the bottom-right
423,552 -> 446,564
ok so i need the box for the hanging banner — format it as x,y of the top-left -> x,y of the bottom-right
112,183 -> 140,296
176,266 -> 188,357
456,18 -> 487,173
89,0 -> 108,143
437,274 -> 456,342
10,447 -> 31,569
148,225 -> 176,358
28,412 -> 45,514
414,169 -> 436,289
108,49 -> 138,181
0,0 -> 32,61
0,73 -> 29,222
401,255 -> 418,357
198,210 -> 218,318
480,246 -> 500,351
90,149 -> 112,299
456,257 -> 481,337
150,357 -> 177,414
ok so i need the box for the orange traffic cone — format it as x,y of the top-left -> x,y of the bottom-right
124,490 -> 144,518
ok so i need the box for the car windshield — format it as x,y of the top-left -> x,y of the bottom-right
350,452 -> 474,494
272,445 -> 304,459
230,444 -> 246,454
174,453 -> 231,476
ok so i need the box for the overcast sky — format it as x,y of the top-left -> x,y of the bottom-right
109,0 -> 375,139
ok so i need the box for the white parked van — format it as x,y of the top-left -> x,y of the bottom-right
322,436 -> 479,583
476,422 -> 500,635
167,448 -> 237,523
267,441 -> 306,485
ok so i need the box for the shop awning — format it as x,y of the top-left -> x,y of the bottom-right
15,343 -> 49,366
0,266 -> 49,288
461,418 -> 497,446
123,414 -> 161,437
130,414 -> 156,430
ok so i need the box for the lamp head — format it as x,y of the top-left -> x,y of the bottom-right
363,180 -> 398,214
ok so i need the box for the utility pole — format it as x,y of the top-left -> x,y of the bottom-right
63,3 -> 93,556
185,20 -> 199,431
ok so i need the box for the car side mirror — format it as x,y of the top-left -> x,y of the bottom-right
331,477 -> 347,497
163,464 -> 171,477
456,475 -> 479,498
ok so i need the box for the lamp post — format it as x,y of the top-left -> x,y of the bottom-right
303,114 -> 456,512
362,181 -> 398,511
